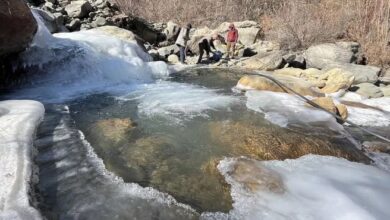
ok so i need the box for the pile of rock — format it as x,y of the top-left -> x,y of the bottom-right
153,20 -> 265,63
29,0 -> 126,32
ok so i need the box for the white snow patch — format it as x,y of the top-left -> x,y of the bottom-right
340,93 -> 390,127
0,100 -> 44,220
208,155 -> 390,220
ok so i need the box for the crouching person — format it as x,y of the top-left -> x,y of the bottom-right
197,34 -> 225,64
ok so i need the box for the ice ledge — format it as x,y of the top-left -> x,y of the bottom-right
0,100 -> 44,220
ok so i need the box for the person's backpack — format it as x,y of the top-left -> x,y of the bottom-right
212,51 -> 223,62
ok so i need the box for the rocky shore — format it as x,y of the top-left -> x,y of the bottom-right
2,0 -> 389,101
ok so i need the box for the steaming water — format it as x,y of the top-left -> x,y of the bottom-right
2,12 -> 390,220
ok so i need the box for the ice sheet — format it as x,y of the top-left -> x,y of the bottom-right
121,81 -> 240,123
245,90 -> 343,131
0,100 -> 44,220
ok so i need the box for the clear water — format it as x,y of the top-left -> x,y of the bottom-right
52,68 -> 367,214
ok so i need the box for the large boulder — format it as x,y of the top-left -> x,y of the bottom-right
239,51 -> 285,71
65,0 -> 93,18
305,43 -> 357,69
353,83 -> 384,99
216,21 -> 261,46
380,69 -> 390,83
163,21 -> 180,42
157,44 -> 179,58
236,74 -> 324,97
381,86 -> 390,97
320,68 -> 355,93
92,26 -> 146,50
249,41 -> 280,53
324,63 -> 380,84
0,0 -> 37,56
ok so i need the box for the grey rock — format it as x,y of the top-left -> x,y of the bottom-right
239,50 -> 285,71
94,17 -> 107,27
353,83 -> 384,98
157,45 -> 179,58
66,18 -> 81,31
80,23 -> 92,30
46,0 -> 57,4
53,12 -> 64,25
324,63 -> 380,84
65,0 -> 93,18
89,11 -> 96,18
305,43 -> 357,69
380,86 -> 390,97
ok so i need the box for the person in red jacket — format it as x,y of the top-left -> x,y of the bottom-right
226,23 -> 239,59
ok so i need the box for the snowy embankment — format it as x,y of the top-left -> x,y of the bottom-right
0,100 -> 44,220
203,155 -> 390,220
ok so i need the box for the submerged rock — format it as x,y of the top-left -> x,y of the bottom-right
226,158 -> 285,193
208,121 -> 369,162
363,141 -> 390,154
93,118 -> 136,144
117,134 -> 234,213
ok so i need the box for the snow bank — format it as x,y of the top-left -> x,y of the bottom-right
209,155 -> 390,220
0,100 -> 44,220
341,93 -> 390,127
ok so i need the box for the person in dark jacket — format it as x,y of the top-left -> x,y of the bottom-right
197,34 -> 224,64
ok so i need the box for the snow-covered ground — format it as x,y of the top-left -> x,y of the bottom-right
207,155 -> 390,220
0,100 -> 44,220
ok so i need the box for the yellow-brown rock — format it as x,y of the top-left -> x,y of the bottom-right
311,97 -> 338,113
228,158 -> 285,193
94,118 -> 136,144
336,104 -> 348,121
320,68 -> 355,93
208,121 -> 369,162
237,74 -> 324,97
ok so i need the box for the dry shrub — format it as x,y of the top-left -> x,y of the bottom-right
266,0 -> 352,50
112,0 -> 390,66
111,0 -> 283,27
346,0 -> 390,66
264,0 -> 390,66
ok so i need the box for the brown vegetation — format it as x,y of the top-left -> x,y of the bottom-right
112,0 -> 390,66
